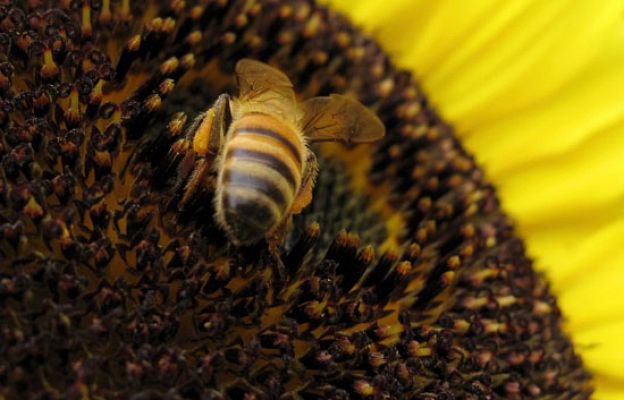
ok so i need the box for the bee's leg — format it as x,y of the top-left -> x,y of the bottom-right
268,220 -> 289,251
171,138 -> 195,185
267,230 -> 287,282
267,150 -> 318,253
178,93 -> 231,209
268,220 -> 289,282
290,149 -> 318,215
267,150 -> 318,280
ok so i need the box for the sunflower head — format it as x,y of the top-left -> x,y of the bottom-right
0,0 -> 592,398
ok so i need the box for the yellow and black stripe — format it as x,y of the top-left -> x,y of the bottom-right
217,113 -> 305,244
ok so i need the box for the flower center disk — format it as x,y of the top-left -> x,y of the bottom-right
0,0 -> 591,399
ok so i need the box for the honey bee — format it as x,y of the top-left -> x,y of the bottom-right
175,59 -> 385,248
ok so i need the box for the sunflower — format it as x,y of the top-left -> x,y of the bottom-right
0,0 -> 605,398
329,0 -> 624,398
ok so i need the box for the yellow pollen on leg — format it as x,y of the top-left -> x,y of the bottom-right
193,109 -> 217,156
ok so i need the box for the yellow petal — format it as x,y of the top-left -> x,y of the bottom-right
521,198 -> 624,285
556,219 -> 624,330
574,320 -> 624,398
499,120 -> 624,228
593,373 -> 624,400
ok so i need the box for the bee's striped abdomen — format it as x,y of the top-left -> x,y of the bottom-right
216,113 -> 305,244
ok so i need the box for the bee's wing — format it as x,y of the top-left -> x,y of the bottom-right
235,59 -> 296,107
300,94 -> 385,143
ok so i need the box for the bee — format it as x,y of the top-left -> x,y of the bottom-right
175,59 -> 385,248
